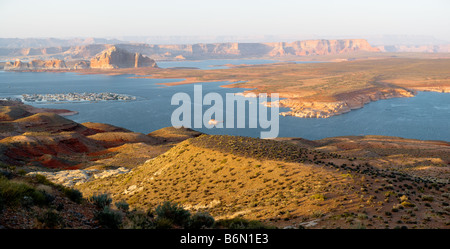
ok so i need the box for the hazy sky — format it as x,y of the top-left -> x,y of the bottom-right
1,0 -> 449,40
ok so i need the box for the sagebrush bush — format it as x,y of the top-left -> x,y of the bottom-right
0,176 -> 47,207
122,210 -> 154,229
61,187 -> 83,203
155,201 -> 191,227
94,207 -> 123,229
34,174 -> 54,186
189,212 -> 215,229
38,209 -> 63,228
115,200 -> 130,212
90,193 -> 112,209
154,217 -> 174,229
215,217 -> 275,229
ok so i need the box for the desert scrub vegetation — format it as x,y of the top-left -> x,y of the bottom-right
87,197 -> 276,229
90,193 -> 113,209
214,217 -> 276,229
89,198 -> 218,229
0,175 -> 50,207
189,135 -> 319,163
0,171 -> 92,228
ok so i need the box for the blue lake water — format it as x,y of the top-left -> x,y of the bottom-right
0,62 -> 449,141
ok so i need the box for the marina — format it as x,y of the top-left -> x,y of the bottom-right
21,92 -> 137,102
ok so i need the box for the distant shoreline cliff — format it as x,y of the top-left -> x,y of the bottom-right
3,46 -> 158,71
1,39 -> 380,62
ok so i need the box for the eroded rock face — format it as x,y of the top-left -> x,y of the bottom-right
90,46 -> 157,69
72,60 -> 90,69
4,59 -> 67,70
27,167 -> 131,187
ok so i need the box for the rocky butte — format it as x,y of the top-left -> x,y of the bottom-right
90,46 -> 158,69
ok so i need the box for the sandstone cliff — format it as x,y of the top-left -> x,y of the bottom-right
151,39 -> 379,59
266,39 -> 380,56
90,46 -> 157,69
4,59 -> 67,70
0,39 -> 380,62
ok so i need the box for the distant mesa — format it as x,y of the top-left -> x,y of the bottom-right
0,39 -> 381,64
90,46 -> 158,69
266,39 -> 380,56
4,59 -> 67,71
3,46 -> 158,71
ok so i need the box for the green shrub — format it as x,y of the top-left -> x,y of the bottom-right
310,193 -> 326,201
188,212 -> 215,229
0,176 -> 47,207
351,223 -> 366,229
60,187 -> 83,204
123,210 -> 154,229
94,207 -> 123,229
115,200 -> 130,212
38,209 -> 63,228
155,201 -> 191,227
34,174 -> 54,186
154,217 -> 174,229
215,217 -> 275,229
357,213 -> 368,220
422,195 -> 434,202
311,210 -> 324,218
90,193 -> 112,209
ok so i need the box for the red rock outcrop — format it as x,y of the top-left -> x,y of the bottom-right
90,46 -> 157,69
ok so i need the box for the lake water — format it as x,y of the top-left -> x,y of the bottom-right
0,61 -> 449,141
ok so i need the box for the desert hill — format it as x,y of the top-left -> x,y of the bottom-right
76,134 -> 449,229
0,100 -> 188,169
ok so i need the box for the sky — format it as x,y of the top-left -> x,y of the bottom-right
1,0 -> 449,41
